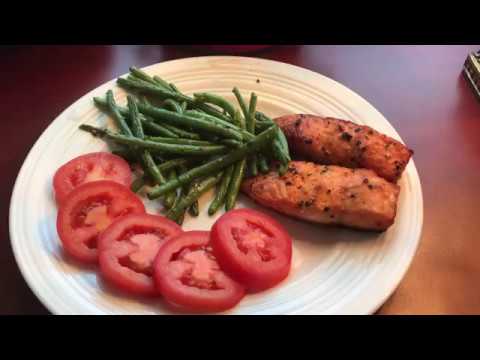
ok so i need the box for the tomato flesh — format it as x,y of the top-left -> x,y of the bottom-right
53,152 -> 132,205
57,181 -> 145,263
154,231 -> 245,312
98,214 -> 182,296
211,208 -> 292,292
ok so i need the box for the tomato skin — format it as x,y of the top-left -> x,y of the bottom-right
154,231 -> 245,312
98,214 -> 183,296
57,180 -> 145,263
210,208 -> 292,292
53,152 -> 132,205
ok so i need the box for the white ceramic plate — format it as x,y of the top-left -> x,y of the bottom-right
9,56 -> 423,315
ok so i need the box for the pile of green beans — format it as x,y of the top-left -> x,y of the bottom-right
80,66 -> 291,224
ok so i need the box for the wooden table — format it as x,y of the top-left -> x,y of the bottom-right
3,45 -> 480,315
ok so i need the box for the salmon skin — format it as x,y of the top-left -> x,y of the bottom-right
275,114 -> 413,183
241,161 -> 400,231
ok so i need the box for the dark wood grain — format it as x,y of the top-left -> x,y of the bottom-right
2,45 -> 480,315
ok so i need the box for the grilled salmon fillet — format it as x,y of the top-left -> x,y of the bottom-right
241,161 -> 400,231
275,114 -> 413,182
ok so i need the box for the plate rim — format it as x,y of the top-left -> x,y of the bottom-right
9,55 -> 423,315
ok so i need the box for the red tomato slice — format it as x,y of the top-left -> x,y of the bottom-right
154,231 -> 245,312
57,180 -> 145,263
98,214 -> 183,296
210,208 -> 292,292
53,152 -> 132,205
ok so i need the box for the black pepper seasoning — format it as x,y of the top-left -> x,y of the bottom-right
341,132 -> 352,141
305,199 -> 314,207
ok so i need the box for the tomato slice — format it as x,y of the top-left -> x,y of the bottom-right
210,208 -> 292,292
57,180 -> 145,263
98,214 -> 183,296
53,152 -> 132,205
153,231 -> 245,312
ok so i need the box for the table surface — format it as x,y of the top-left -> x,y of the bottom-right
3,45 -> 480,315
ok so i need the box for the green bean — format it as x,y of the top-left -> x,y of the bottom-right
160,123 -> 201,140
208,165 -> 234,216
169,83 -> 180,93
150,76 -> 231,121
220,139 -> 243,148
127,95 -> 144,139
131,176 -> 147,193
163,169 -> 177,209
254,120 -> 272,133
118,76 -> 186,100
177,164 -> 198,218
272,139 -> 289,165
147,125 -> 277,199
130,158 -> 195,190
137,102 -> 244,141
276,127 -> 291,162
247,93 -> 258,177
139,95 -> 150,105
183,110 -> 241,131
156,158 -> 197,172
106,90 -> 132,136
232,87 -> 249,122
162,99 -> 183,113
258,154 -> 270,173
185,110 -> 206,116
141,118 -> 180,138
191,101 -> 233,122
180,101 -> 188,112
193,93 -> 236,119
166,173 -> 223,222
232,110 -> 244,128
246,93 -> 257,134
118,77 -> 232,123
145,137 -> 214,146
255,111 -> 274,124
94,96 -> 180,138
127,95 -> 165,192
152,75 -> 173,90
184,110 -> 254,141
129,66 -> 162,87
254,111 -> 291,164
78,125 -> 228,156
126,94 -> 167,191
141,150 -> 166,185
225,158 -> 246,211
